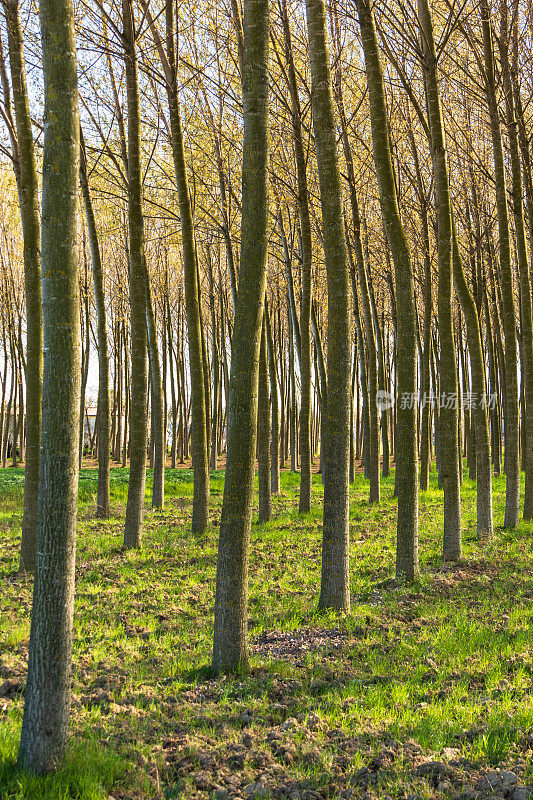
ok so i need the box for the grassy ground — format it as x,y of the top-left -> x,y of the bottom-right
1,464 -> 533,800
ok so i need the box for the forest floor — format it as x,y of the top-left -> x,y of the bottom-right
1,465 -> 533,800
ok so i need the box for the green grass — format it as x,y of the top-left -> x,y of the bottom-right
1,463 -> 533,799
0,718 -> 125,800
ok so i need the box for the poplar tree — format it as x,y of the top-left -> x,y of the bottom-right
17,0 -> 80,770
305,0 -> 352,612
480,0 -> 519,529
258,318 -> 272,522
123,0 -> 148,549
279,0 -> 312,514
2,0 -> 42,573
499,0 -> 533,522
418,0 -> 462,559
356,0 -> 419,580
212,0 -> 270,673
79,130 -> 110,518
141,0 -> 210,531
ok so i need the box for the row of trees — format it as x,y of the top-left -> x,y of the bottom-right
1,0 -> 533,776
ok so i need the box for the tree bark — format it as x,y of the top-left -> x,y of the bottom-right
258,318 -> 271,522
144,260 -> 165,508
305,0 -> 351,612
207,246 -> 220,470
265,302 -> 280,494
123,0 -> 148,549
78,264 -> 90,468
480,0 -> 519,528
356,0 -> 419,580
332,10 -> 380,503
162,0 -> 209,531
3,0 -> 43,574
79,136 -> 110,516
418,0 -> 462,560
17,0 -> 80,770
452,227 -> 493,539
212,0 -> 269,673
407,122 -> 432,491
499,2 -> 533,521
280,0 -> 312,513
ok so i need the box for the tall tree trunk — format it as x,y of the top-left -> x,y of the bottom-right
483,261 -> 500,475
257,318 -> 271,522
154,0 -> 210,531
480,0 -> 519,528
79,132 -> 111,517
0,337 -> 6,467
122,322 -> 129,468
311,301 -> 327,479
349,349 -> 356,482
207,246 -> 220,470
418,0 -> 462,560
366,260 -> 389,478
115,320 -> 123,463
356,0 -> 419,580
348,239 -> 371,479
407,122 -> 432,491
265,302 -> 280,494
289,310 -> 297,472
144,262 -> 165,508
166,293 -> 178,469
212,0 -> 269,673
500,2 -> 533,521
199,261 -> 211,465
17,0 -> 80,770
279,0 -> 312,513
3,0 -> 43,573
3,337 -> 14,468
123,0 -> 148,549
78,265 -> 90,468
332,9 -> 380,502
305,0 -> 351,612
452,228 -> 493,539
11,345 -> 18,467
